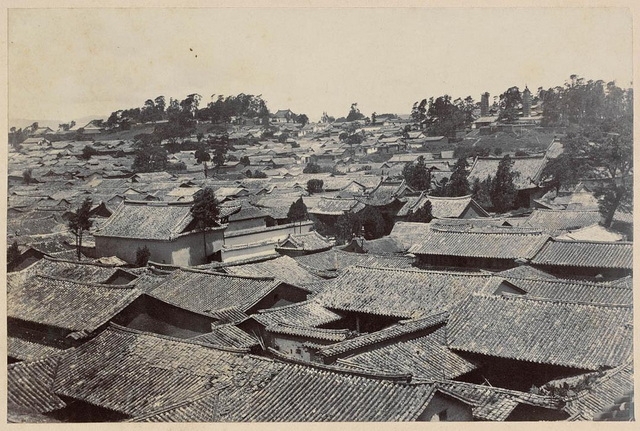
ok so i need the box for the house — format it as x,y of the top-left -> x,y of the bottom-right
522,209 -> 603,236
222,255 -> 323,287
275,231 -> 333,257
409,226 -> 549,270
396,194 -> 489,221
271,109 -> 296,123
447,294 -> 632,390
93,201 -> 227,266
530,239 -> 633,279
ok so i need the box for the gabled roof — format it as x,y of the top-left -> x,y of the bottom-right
252,299 -> 344,328
190,324 -> 259,350
306,197 -> 364,216
8,274 -> 141,333
469,156 -> 547,189
277,231 -> 333,252
8,336 -> 67,362
447,294 -> 633,370
293,249 -> 415,272
397,193 -> 489,218
223,255 -> 323,286
8,355 -> 67,415
409,226 -> 549,260
315,266 -> 495,319
148,268 -> 287,315
94,201 -> 221,240
531,239 -> 633,270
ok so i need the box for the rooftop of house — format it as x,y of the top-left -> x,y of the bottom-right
277,231 -> 333,252
468,156 -> 547,190
397,193 -> 489,219
447,293 -> 632,370
531,239 -> 633,270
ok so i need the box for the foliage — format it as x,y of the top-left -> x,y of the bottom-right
190,187 -> 220,258
407,200 -> 433,223
346,103 -> 366,122
68,197 -> 93,260
358,206 -> 387,240
277,132 -> 290,143
335,212 -> 361,245
81,145 -> 99,160
287,197 -> 308,223
498,86 -> 522,123
239,156 -> 250,166
296,114 -> 309,127
303,162 -> 323,174
194,144 -> 211,164
7,240 -> 21,271
402,156 -> 432,191
321,112 -> 336,123
135,246 -> 151,267
490,155 -> 518,213
472,176 -> 493,210
132,133 -> 167,172
307,179 -> 324,194
22,169 -> 33,185
445,157 -> 470,197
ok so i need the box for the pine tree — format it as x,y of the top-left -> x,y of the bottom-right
490,155 -> 518,213
446,157 -> 470,197
68,197 -> 93,260
407,200 -> 433,223
190,187 -> 220,260
287,197 -> 308,233
402,156 -> 431,191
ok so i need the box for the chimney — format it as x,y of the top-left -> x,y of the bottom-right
480,92 -> 490,117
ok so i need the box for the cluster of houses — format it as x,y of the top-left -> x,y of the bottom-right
6,111 -> 634,423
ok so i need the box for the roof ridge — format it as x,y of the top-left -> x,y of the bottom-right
41,255 -> 126,268
549,238 -> 633,245
351,265 -> 491,277
430,226 -> 545,235
470,292 -> 633,309
505,275 -> 633,289
34,273 -> 137,289
178,266 -> 277,281
106,322 -> 250,353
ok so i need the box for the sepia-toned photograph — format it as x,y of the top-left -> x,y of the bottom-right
5,5 -> 634,423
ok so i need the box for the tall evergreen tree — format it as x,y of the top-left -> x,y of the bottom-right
402,156 -> 432,191
287,197 -> 309,233
490,155 -> 518,213
446,157 -> 470,196
68,197 -> 93,260
190,187 -> 220,260
407,200 -> 433,223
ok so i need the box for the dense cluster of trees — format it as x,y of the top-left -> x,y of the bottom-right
411,95 -> 477,139
540,76 -> 633,226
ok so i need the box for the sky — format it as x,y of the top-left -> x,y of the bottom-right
8,7 -> 633,125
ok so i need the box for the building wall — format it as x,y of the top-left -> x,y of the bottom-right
94,229 -> 225,266
226,217 -> 266,233
460,204 -> 486,219
224,222 -> 313,248
417,392 -> 474,422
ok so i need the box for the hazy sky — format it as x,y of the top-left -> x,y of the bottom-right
8,7 -> 633,124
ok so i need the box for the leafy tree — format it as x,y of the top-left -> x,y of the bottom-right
445,157 -> 470,197
358,206 -> 386,240
498,86 -> 522,123
135,246 -> 151,267
68,197 -> 93,260
296,114 -> 309,127
490,155 -> 518,213
407,200 -> 433,223
307,179 -> 324,194
402,156 -> 431,191
22,169 -> 33,185
7,240 -> 21,271
472,176 -> 493,210
287,197 -> 308,233
303,162 -> 323,174
411,99 -> 428,126
371,112 -> 377,125
132,133 -> 167,172
346,103 -> 365,122
190,187 -> 220,259
239,156 -> 250,166
81,145 -> 99,160
335,212 -> 361,245
426,95 -> 465,139
194,144 -> 211,164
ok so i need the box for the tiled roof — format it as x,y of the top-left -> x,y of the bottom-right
190,324 -> 259,350
8,355 -> 67,414
277,231 -> 332,252
547,359 -> 634,420
434,380 -> 564,421
524,209 -> 603,234
307,197 -> 363,215
8,274 -> 141,333
52,324 -> 286,418
94,201 -> 218,240
469,156 -> 547,189
315,266 -> 494,319
223,256 -> 324,288
149,268 -> 282,314
344,236 -> 406,254
496,265 -> 558,280
318,312 -> 449,357
294,249 -> 415,272
266,324 -> 352,342
388,221 -> 433,249
253,299 -> 344,328
447,294 -> 633,370
336,325 -> 478,380
556,223 -> 625,242
409,227 -> 549,260
503,277 -> 633,305
224,363 -> 435,421
8,336 -> 67,362
398,194 -> 488,218
531,239 -> 633,270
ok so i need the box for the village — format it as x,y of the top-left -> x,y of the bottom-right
5,73 -> 634,423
